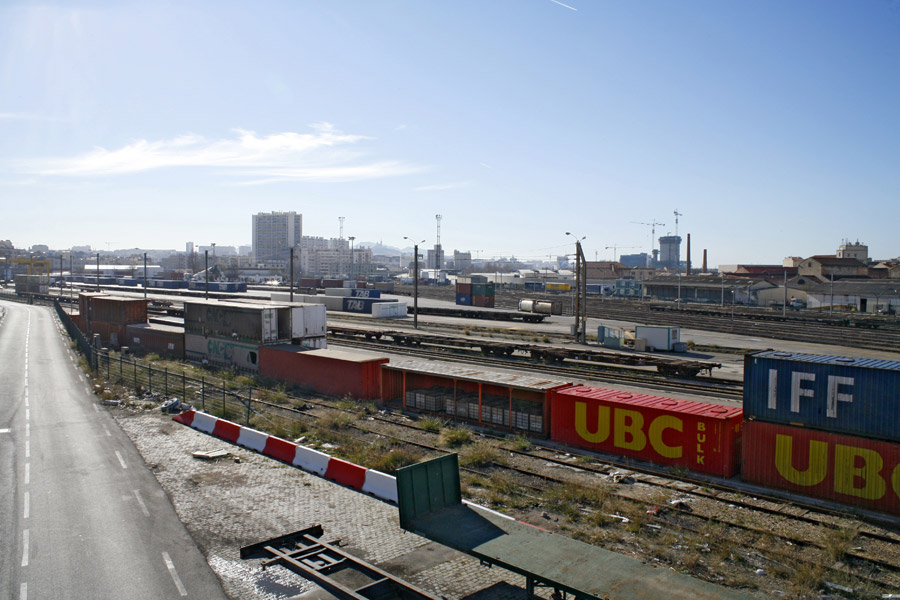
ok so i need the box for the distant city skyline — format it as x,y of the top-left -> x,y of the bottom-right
1,2 -> 897,265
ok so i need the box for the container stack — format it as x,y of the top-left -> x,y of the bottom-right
456,275 -> 494,307
741,351 -> 900,516
14,274 -> 49,295
79,293 -> 149,348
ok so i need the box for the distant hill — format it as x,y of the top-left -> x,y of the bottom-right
358,242 -> 405,256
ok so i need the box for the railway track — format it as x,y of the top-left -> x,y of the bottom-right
328,336 -> 744,400
395,285 -> 900,353
239,393 -> 900,596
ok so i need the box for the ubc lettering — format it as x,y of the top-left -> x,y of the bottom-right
774,433 -> 899,501
573,402 -> 685,458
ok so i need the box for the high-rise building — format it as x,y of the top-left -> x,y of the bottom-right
252,211 -> 302,265
657,235 -> 682,270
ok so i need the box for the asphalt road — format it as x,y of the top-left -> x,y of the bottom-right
0,301 -> 229,600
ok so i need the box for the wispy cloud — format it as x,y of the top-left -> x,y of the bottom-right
549,0 -> 577,11
17,123 -> 424,183
414,181 -> 473,192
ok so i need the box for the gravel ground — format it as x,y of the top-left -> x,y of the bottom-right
113,408 -> 541,600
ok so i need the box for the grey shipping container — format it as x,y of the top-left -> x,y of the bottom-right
744,350 -> 900,442
184,301 -> 281,343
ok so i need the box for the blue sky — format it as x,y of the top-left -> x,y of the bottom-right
1,1 -> 898,266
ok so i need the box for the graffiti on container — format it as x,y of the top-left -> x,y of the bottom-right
574,403 -> 706,463
765,369 -> 854,418
207,338 -> 235,361
205,307 -> 233,327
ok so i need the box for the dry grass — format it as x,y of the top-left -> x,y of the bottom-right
439,427 -> 473,448
459,443 -> 507,468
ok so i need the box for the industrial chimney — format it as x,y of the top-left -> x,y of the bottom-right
686,234 -> 691,275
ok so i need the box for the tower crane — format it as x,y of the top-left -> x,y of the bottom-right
673,209 -> 683,236
630,220 -> 665,255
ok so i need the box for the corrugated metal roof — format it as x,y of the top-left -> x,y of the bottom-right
751,349 -> 900,371
385,359 -> 570,390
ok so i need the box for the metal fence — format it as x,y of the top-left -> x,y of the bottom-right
96,349 -> 257,424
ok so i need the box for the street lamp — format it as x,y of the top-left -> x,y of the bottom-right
348,236 -> 355,280
566,232 -> 587,343
404,237 -> 426,329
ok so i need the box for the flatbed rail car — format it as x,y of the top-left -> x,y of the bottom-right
408,304 -> 548,323
327,326 -> 720,377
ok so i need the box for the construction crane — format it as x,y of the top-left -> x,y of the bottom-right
673,209 -> 683,236
631,220 -> 665,255
605,245 -> 638,262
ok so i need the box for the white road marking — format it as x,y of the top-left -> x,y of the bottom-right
25,463 -> 30,485
25,409 -> 29,421
25,440 -> 29,458
21,529 -> 29,566
134,490 -> 150,517
162,552 -> 188,596
92,404 -> 99,412
25,423 -> 29,438
19,582 -> 26,600
102,426 -> 111,437
115,451 -> 127,469
23,492 -> 29,519
0,428 -> 9,433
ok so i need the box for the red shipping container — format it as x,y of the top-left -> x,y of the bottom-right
551,386 -> 743,478
260,346 -> 389,400
456,283 -> 473,295
88,295 -> 147,325
742,421 -> 900,517
472,295 -> 495,308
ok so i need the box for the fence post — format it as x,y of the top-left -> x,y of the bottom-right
182,371 -> 186,403
201,376 -> 206,412
222,380 -> 226,417
134,358 -> 138,391
246,388 -> 252,425
106,351 -> 110,379
148,362 -> 152,394
165,367 -> 168,398
119,353 -> 123,384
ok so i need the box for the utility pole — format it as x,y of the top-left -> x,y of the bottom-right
143,252 -> 148,302
782,270 -> 787,317
96,253 -> 100,291
404,237 -> 425,329
290,247 -> 294,302
205,250 -> 209,301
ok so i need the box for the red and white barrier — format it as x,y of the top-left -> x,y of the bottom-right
172,410 -> 398,503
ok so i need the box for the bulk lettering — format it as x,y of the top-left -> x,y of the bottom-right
766,369 -> 854,418
574,402 -> 702,461
346,300 -> 365,312
774,433 -> 900,501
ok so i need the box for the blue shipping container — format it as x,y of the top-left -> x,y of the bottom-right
456,294 -> 472,306
351,289 -> 381,298
744,350 -> 900,442
524,282 -> 544,292
342,297 -> 389,313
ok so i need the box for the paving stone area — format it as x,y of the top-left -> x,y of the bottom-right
115,411 -> 540,600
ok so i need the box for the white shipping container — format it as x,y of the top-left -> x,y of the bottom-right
291,304 -> 327,338
343,280 -> 356,288
322,296 -> 345,311
299,336 -> 327,349
372,302 -> 407,318
262,307 -> 278,343
325,288 -> 353,297
633,326 -> 680,351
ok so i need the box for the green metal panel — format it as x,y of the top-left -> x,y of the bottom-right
396,454 -> 461,529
